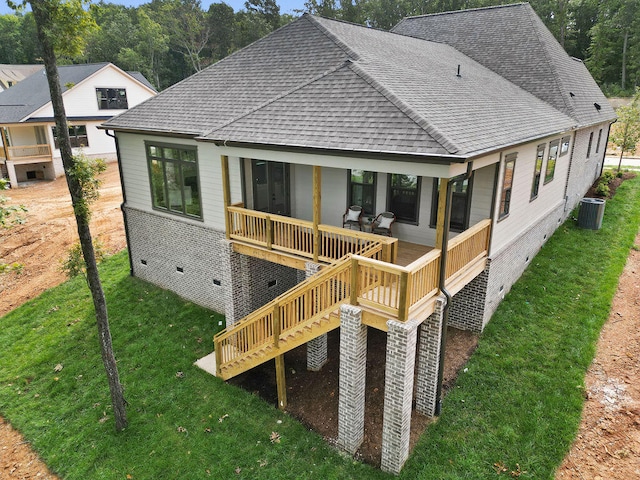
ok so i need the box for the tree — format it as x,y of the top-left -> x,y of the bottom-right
610,89 -> 640,172
25,0 -> 128,431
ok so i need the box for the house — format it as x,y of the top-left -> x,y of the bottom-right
0,64 -> 44,92
101,4 -> 615,474
0,62 -> 156,187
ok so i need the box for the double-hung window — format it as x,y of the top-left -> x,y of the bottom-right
348,170 -> 376,216
96,88 -> 128,110
531,143 -> 545,200
146,143 -> 202,219
52,125 -> 89,149
544,139 -> 559,184
499,154 -> 516,219
430,176 -> 473,231
586,132 -> 594,157
596,129 -> 603,154
387,174 -> 421,224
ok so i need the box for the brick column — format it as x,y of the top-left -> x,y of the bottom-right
305,262 -> 328,371
448,264 -> 490,333
381,317 -> 421,475
221,239 -> 250,326
415,297 -> 445,417
337,304 -> 367,454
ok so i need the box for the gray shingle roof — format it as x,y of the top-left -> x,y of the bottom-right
0,63 -> 154,124
105,10 -> 599,158
392,3 -> 616,128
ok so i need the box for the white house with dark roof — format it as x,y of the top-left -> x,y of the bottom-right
0,62 -> 156,187
101,4 -> 615,473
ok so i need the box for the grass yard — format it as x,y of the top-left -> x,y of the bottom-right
1,173 -> 639,479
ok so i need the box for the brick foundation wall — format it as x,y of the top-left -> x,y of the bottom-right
125,207 -> 299,325
448,268 -> 489,332
483,202 -> 565,326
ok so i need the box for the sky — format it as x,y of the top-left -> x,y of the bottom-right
0,0 -> 308,16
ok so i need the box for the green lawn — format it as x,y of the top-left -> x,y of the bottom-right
1,173 -> 639,479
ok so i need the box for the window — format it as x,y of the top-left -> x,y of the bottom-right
586,132 -> 594,157
560,136 -> 571,156
499,154 -> 516,219
596,129 -> 603,153
544,139 -> 559,184
430,176 -> 473,231
52,125 -> 89,149
96,87 -> 128,110
348,170 -> 376,216
146,143 -> 201,219
531,143 -> 545,200
387,174 -> 421,223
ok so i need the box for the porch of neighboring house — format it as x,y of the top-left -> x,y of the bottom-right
1,125 -> 55,186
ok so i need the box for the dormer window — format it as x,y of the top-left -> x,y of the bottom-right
96,88 -> 128,110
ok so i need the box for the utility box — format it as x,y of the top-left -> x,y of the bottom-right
578,197 -> 606,230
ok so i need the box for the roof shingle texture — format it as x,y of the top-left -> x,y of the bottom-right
392,3 -> 616,128
105,8 -> 605,157
0,63 -> 109,123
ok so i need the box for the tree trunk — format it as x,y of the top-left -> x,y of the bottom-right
622,29 -> 628,91
30,0 -> 127,432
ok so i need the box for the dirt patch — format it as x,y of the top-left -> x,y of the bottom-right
0,161 -> 125,317
556,230 -> 640,479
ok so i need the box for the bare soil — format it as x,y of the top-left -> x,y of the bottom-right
0,164 -> 638,477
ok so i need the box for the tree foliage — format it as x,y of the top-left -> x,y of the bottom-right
610,89 -> 640,171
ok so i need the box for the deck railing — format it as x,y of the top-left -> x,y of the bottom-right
215,219 -> 491,374
4,144 -> 52,162
227,204 -> 397,263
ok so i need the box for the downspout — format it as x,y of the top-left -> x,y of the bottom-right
105,129 -> 134,276
435,161 -> 473,415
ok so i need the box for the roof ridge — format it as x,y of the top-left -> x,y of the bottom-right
304,14 -> 361,61
201,61 -> 352,138
398,2 -> 528,22
346,61 -> 460,154
522,3 -> 573,116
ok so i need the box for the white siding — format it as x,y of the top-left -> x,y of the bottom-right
33,65 -> 155,119
491,131 -> 573,255
469,163 -> 496,226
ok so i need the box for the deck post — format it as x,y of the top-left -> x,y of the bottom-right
273,303 -> 280,348
275,354 -> 287,409
415,296 -> 445,416
350,256 -> 358,304
221,155 -> 231,240
435,178 -> 449,250
0,127 -> 10,161
313,166 -> 321,262
397,271 -> 409,321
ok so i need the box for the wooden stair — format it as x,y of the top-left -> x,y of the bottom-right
216,312 -> 340,380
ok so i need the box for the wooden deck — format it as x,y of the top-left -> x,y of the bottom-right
395,241 -> 433,267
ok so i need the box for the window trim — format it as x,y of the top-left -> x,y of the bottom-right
560,136 -> 571,156
499,153 -> 516,220
347,169 -> 376,216
530,143 -> 545,201
544,139 -> 559,184
596,129 -> 603,154
586,131 -> 594,158
96,87 -> 128,110
52,124 -> 89,149
430,176 -> 473,232
386,173 -> 421,225
145,141 -> 203,220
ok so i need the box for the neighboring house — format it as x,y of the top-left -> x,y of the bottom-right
0,64 -> 44,91
0,62 -> 156,187
102,4 -> 615,474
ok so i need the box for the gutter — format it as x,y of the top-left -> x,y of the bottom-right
435,161 -> 473,415
104,129 -> 134,277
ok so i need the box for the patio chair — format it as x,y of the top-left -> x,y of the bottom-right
372,211 -> 396,236
343,205 -> 363,230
